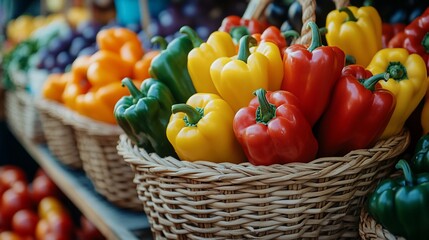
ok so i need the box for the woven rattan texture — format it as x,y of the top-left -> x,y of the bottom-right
66,112 -> 142,211
359,210 -> 404,240
36,99 -> 82,169
5,90 -> 44,142
117,130 -> 409,239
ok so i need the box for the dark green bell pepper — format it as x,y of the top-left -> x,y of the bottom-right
411,133 -> 429,173
114,78 -> 177,157
367,159 -> 429,240
149,35 -> 196,103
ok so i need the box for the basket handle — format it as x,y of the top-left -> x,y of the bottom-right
294,0 -> 316,45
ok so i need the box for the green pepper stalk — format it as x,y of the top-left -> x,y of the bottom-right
114,78 -> 177,157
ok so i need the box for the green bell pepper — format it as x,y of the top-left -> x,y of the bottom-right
411,133 -> 429,173
367,159 -> 429,240
149,35 -> 196,103
114,78 -> 177,157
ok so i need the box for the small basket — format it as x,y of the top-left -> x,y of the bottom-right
35,98 -> 82,169
4,90 -> 45,142
63,111 -> 142,211
359,209 -> 405,240
117,130 -> 409,239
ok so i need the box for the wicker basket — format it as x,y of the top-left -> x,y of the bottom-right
35,98 -> 82,169
63,111 -> 142,211
4,90 -> 45,142
117,130 -> 409,239
359,210 -> 405,240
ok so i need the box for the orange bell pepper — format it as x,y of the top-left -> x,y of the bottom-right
133,50 -> 160,81
42,73 -> 67,103
62,56 -> 92,110
87,50 -> 133,88
96,27 -> 144,66
75,80 -> 141,124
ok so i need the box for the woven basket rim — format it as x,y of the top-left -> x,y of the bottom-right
36,98 -> 122,136
117,130 -> 409,180
359,209 -> 404,240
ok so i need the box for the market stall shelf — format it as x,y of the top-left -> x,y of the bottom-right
8,126 -> 153,240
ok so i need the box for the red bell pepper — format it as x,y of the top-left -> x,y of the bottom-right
388,7 -> 429,71
316,65 -> 395,157
381,23 -> 405,48
233,88 -> 318,166
219,15 -> 269,35
281,21 -> 345,126
252,26 -> 299,52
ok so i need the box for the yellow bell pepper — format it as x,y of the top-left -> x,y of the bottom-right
210,35 -> 269,112
167,93 -> 245,164
250,41 -> 283,91
422,86 -> 429,134
326,6 -> 382,67
182,26 -> 236,94
367,48 -> 428,138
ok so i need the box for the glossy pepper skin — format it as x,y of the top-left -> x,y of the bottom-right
167,93 -> 245,164
181,26 -> 236,95
411,133 -> 429,174
281,21 -> 345,126
62,56 -> 92,110
210,36 -> 270,113
133,50 -> 160,81
42,73 -> 68,103
367,160 -> 429,240
316,65 -> 395,157
252,26 -> 299,54
388,7 -> 429,72
326,6 -> 382,67
149,35 -> 196,103
96,27 -> 144,66
367,48 -> 428,138
218,15 -> 269,35
114,78 -> 176,157
382,23 -> 405,48
233,88 -> 317,166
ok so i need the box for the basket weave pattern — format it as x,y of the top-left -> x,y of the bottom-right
65,112 -> 142,211
5,90 -> 44,142
359,210 -> 404,240
117,130 -> 409,239
36,99 -> 81,169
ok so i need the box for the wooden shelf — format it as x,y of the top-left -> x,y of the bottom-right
8,125 -> 153,240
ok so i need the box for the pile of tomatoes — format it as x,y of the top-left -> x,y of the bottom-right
0,165 -> 104,240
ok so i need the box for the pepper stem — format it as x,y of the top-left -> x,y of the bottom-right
396,159 -> 415,186
307,21 -> 323,52
121,78 -> 144,102
345,55 -> 356,65
230,26 -> 250,44
339,7 -> 358,22
254,88 -> 276,125
151,36 -> 168,50
237,35 -> 257,63
282,30 -> 300,41
386,62 -> 408,81
422,32 -> 429,53
362,73 -> 390,91
172,104 -> 203,126
179,26 -> 203,48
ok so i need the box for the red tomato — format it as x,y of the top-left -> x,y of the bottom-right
0,231 -> 20,240
79,216 -> 105,240
11,209 -> 39,237
38,197 -> 65,219
0,166 -> 27,188
0,210 -> 11,231
30,175 -> 61,204
0,182 -> 33,221
35,212 -> 74,240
